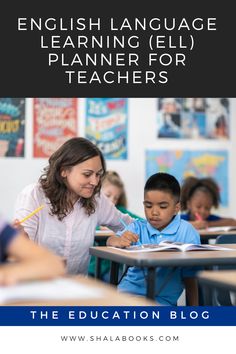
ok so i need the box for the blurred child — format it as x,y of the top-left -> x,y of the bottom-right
107,172 -> 200,306
101,170 -> 140,218
88,170 -> 141,281
0,216 -> 65,285
180,176 -> 236,229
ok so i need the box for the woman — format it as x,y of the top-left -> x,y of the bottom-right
14,137 -> 133,274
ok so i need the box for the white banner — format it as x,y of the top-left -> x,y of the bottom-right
0,326 -> 234,354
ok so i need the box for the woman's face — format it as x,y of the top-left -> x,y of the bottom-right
61,156 -> 104,200
187,190 -> 213,221
102,182 -> 122,205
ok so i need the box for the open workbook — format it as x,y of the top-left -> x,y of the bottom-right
110,240 -> 233,253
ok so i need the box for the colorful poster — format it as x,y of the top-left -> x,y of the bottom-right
205,98 -> 230,139
0,98 -> 25,157
157,98 -> 230,139
33,98 -> 78,158
85,98 -> 128,159
146,149 -> 228,206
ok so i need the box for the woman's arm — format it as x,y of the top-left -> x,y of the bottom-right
97,193 -> 134,232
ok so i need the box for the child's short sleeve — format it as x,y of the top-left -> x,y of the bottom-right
0,219 -> 17,262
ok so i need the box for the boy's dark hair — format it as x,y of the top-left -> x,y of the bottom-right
180,176 -> 220,211
144,172 -> 180,201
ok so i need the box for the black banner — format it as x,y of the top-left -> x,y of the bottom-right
0,2 -> 235,96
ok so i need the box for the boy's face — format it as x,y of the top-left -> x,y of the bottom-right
143,190 -> 180,231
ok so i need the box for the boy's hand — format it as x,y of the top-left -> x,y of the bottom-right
107,231 -> 139,248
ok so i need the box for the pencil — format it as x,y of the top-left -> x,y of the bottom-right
19,205 -> 45,224
118,218 -> 143,247
119,217 -> 128,229
195,212 -> 202,221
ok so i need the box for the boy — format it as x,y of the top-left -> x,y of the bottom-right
107,172 -> 200,306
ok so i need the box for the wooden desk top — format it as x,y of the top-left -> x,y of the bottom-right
94,229 -> 236,243
89,244 -> 236,268
199,230 -> 236,244
197,270 -> 236,292
2,276 -> 156,306
94,229 -> 236,244
94,230 -> 115,242
199,229 -> 236,236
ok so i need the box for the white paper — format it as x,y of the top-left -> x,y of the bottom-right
109,241 -> 233,253
0,277 -> 104,304
0,326 -> 235,354
205,226 -> 236,232
95,229 -> 114,235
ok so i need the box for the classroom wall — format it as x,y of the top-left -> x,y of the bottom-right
1,97 -> 236,221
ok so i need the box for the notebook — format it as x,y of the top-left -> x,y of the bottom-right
110,240 -> 233,253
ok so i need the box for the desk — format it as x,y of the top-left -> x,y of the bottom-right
93,230 -> 115,278
197,270 -> 236,305
94,230 -> 115,243
89,244 -> 236,300
199,230 -> 236,244
2,276 -> 156,306
94,229 -> 233,244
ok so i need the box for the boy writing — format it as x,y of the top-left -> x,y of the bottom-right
107,172 -> 200,306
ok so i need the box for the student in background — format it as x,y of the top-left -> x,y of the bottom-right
214,115 -> 228,139
107,172 -> 200,306
88,170 -> 141,281
0,216 -> 65,285
14,137 -> 133,275
180,176 -> 236,229
100,170 -> 141,218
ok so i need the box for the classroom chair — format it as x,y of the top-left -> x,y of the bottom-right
212,234 -> 236,306
215,234 -> 236,244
